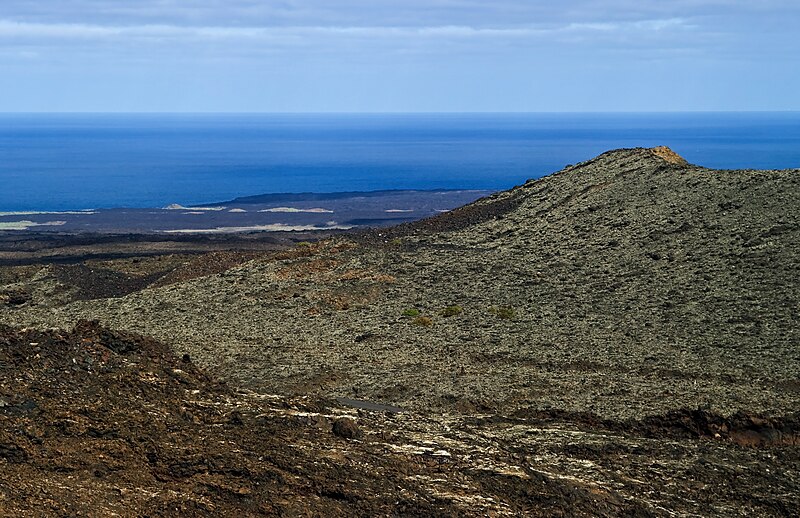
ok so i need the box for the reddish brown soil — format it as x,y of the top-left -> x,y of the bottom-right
0,323 -> 651,517
1,323 -> 798,517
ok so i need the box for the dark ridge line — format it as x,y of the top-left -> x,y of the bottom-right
0,251 -> 206,267
206,188 -> 492,207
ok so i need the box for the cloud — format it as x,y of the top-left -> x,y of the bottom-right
0,1 -> 796,111
0,0 -> 796,28
0,17 -> 694,45
0,1 -> 790,55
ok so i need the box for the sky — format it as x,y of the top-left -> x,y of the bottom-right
0,1 -> 798,112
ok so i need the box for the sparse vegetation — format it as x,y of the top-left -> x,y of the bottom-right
440,305 -> 463,317
489,306 -> 515,320
402,308 -> 421,317
339,269 -> 397,283
412,315 -> 433,327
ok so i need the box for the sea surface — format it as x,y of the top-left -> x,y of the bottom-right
1,112 -> 798,211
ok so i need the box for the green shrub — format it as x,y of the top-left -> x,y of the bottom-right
489,306 -> 515,320
440,305 -> 463,317
402,308 -> 421,318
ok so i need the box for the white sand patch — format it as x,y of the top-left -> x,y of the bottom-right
258,207 -> 334,213
162,223 -> 352,234
228,208 -> 247,213
385,209 -> 414,213
164,204 -> 225,211
0,220 -> 67,230
0,210 -> 95,216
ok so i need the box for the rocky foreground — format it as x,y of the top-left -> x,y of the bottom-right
1,147 -> 799,515
1,322 -> 797,516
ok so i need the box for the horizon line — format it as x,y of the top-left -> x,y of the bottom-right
1,110 -> 799,115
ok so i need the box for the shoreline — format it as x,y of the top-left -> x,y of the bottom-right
0,188 -> 494,235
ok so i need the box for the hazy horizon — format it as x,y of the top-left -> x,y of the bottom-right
3,110 -> 800,115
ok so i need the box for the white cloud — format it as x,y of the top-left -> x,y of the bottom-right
0,1 -> 795,111
0,18 -> 693,44
0,0 -> 795,27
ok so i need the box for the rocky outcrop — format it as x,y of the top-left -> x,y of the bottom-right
2,322 -> 798,516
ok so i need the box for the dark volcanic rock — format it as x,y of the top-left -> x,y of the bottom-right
0,323 -> 451,515
1,322 -> 798,516
0,289 -> 30,306
332,417 -> 362,439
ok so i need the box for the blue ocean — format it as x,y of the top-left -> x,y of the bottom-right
1,113 -> 798,211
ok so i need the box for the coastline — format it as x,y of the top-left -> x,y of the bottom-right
0,188 -> 493,235
0,188 -> 493,265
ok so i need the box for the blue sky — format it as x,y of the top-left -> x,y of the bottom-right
0,1 -> 798,112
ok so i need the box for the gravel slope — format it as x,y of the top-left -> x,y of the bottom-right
3,147 -> 798,421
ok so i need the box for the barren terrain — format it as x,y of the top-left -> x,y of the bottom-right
1,147 -> 798,516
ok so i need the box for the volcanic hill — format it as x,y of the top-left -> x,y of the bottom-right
1,147 -> 798,516
7,146 -> 797,418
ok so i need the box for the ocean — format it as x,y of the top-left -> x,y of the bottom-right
1,112 -> 798,211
